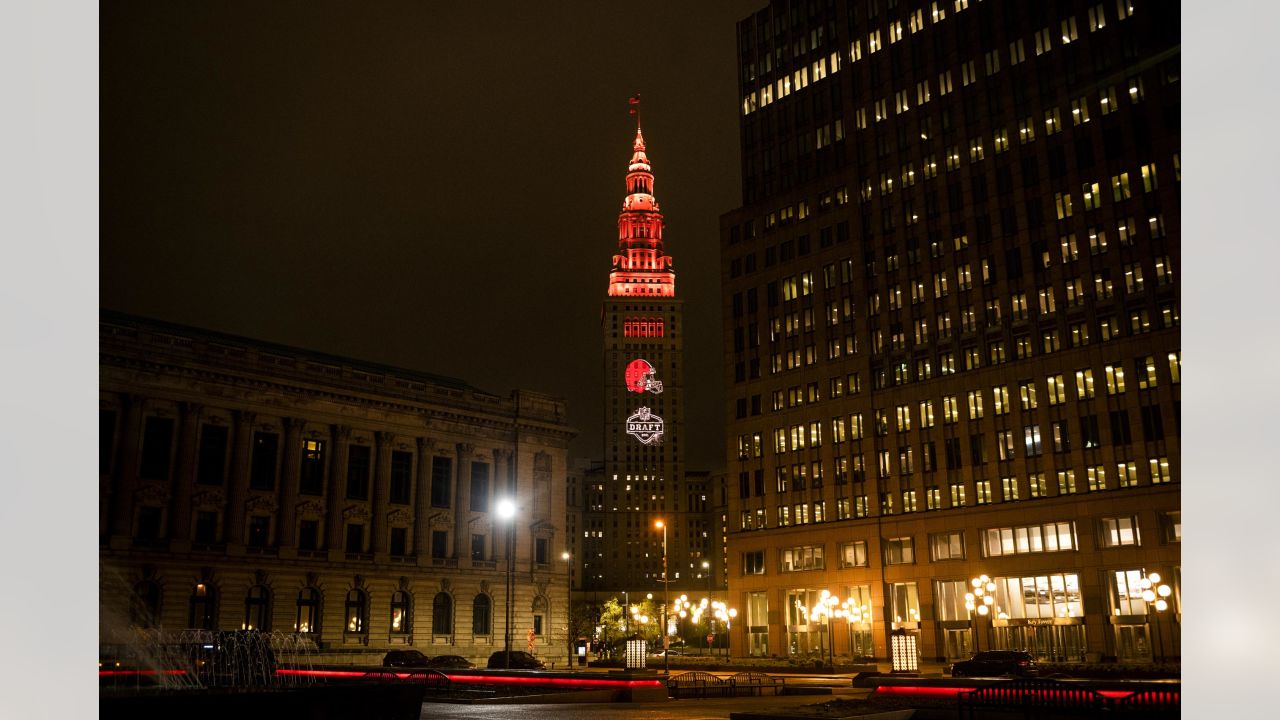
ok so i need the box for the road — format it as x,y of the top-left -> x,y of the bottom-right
417,694 -> 840,720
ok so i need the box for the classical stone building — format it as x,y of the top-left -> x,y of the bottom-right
720,0 -> 1179,663
100,311 -> 576,665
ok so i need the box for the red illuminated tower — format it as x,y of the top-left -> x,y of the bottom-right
585,104 -> 700,599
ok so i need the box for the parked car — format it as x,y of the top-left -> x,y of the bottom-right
425,654 -> 474,669
949,650 -> 1037,677
383,649 -> 430,667
486,650 -> 545,669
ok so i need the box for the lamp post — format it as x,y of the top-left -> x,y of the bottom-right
655,519 -> 669,674
965,574 -> 996,654
497,498 -> 517,669
562,551 -> 573,668
813,590 -> 838,669
1141,572 -> 1173,663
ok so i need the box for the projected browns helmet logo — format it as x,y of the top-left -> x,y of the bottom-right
624,358 -> 664,394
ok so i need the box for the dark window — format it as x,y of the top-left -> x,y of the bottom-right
189,582 -> 217,630
390,591 -> 411,634
136,506 -> 162,543
346,445 -> 370,500
248,515 -> 270,547
244,585 -> 270,631
471,534 -> 486,561
299,520 -> 319,551
945,438 -> 963,469
1080,415 -> 1102,449
431,530 -> 448,559
296,588 -> 320,634
1109,410 -> 1132,445
472,594 -> 491,635
194,511 -> 218,544
390,451 -> 413,504
299,440 -> 325,495
1141,405 -> 1165,441
969,435 -> 987,465
249,432 -> 279,490
100,409 -> 117,475
754,470 -> 765,496
535,538 -> 549,565
345,589 -> 367,634
430,457 -> 452,508
139,417 -> 175,481
470,463 -> 490,512
345,523 -> 364,553
390,527 -> 408,556
130,581 -> 160,628
533,615 -> 544,635
743,550 -> 765,575
432,593 -> 453,634
739,472 -> 751,498
196,425 -> 229,485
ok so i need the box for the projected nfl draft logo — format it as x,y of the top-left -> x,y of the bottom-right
626,407 -> 664,445
624,358 -> 664,394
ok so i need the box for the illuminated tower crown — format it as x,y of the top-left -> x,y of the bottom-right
607,121 -> 676,297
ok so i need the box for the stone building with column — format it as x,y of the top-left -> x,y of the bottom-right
99,311 -> 576,665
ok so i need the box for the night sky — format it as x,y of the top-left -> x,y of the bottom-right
101,1 -> 763,469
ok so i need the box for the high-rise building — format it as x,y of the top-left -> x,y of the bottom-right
720,0 -> 1179,664
585,115 -> 708,598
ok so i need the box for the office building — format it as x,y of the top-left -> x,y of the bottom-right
720,0 -> 1179,663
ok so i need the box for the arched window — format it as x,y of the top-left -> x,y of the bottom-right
188,582 -> 217,630
130,580 -> 160,628
244,585 -> 270,631
345,589 -> 367,634
432,592 -> 453,635
295,588 -> 320,634
472,594 -> 491,635
390,591 -> 411,635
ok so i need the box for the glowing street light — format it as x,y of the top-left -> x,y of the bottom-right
497,498 -> 516,668
562,550 -> 573,668
655,519 -> 669,674
1142,572 -> 1173,662
965,574 -> 997,653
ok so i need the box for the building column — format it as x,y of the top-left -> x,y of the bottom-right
454,443 -> 474,567
108,393 -> 145,549
277,417 -> 305,556
326,425 -> 352,554
224,410 -> 256,554
372,431 -> 394,557
414,437 -> 436,565
168,401 -> 203,550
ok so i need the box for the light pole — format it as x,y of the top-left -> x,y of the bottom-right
813,590 -> 838,669
562,551 -> 573,668
965,574 -> 996,654
497,498 -> 517,669
655,519 -> 669,674
1142,572 -> 1173,663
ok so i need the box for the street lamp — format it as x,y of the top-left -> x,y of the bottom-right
965,574 -> 996,654
1142,572 -> 1173,663
496,497 -> 516,669
562,551 -> 573,668
812,590 -> 839,669
655,519 -> 669,674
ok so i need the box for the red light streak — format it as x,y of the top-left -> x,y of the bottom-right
271,669 -> 662,689
872,685 -> 1145,701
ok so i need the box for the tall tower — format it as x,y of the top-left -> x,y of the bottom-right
585,107 -> 698,598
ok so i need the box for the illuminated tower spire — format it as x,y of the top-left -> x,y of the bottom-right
608,98 -> 675,297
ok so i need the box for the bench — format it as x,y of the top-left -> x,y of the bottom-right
730,671 -> 784,696
667,671 -> 732,698
958,678 -> 1107,719
1112,688 -> 1180,717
